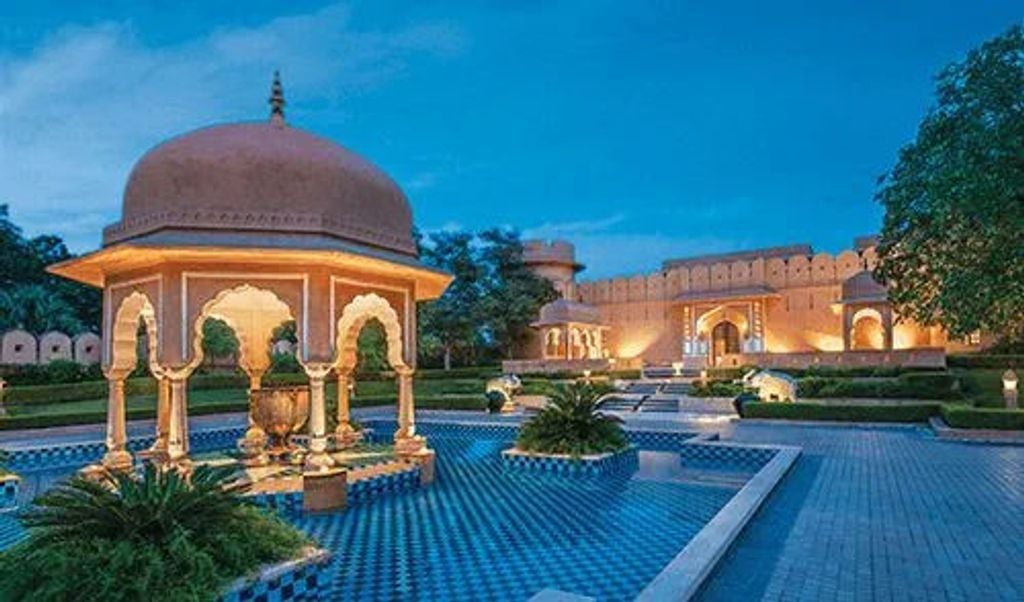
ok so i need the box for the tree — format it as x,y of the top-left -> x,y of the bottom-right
477,228 -> 558,359
0,204 -> 101,332
0,284 -> 84,335
201,318 -> 239,364
356,319 -> 389,374
875,24 -> 1024,344
418,231 -> 482,369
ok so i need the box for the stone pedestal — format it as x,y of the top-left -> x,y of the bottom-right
303,468 -> 348,512
394,434 -> 426,456
407,449 -> 437,485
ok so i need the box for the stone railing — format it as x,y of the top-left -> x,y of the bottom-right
501,358 -> 611,375
715,348 -> 947,369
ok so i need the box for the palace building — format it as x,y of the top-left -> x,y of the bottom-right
508,238 -> 983,373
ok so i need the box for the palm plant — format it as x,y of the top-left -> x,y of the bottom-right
21,464 -> 246,544
1,465 -> 307,601
516,382 -> 628,457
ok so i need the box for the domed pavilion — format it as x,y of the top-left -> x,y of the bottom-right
49,74 -> 452,472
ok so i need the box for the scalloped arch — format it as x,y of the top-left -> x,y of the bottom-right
109,291 -> 160,376
335,293 -> 407,373
188,284 -> 295,374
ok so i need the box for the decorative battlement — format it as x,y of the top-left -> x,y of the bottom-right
577,240 -> 878,305
523,239 -> 584,271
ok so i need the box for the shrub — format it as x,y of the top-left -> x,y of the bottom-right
732,391 -> 760,418
947,354 -> 1024,369
941,405 -> 1024,430
416,366 -> 502,380
796,373 -> 960,400
0,465 -> 307,601
742,402 -> 941,423
268,352 -> 301,374
516,383 -> 626,457
690,380 -> 744,398
0,360 -> 103,386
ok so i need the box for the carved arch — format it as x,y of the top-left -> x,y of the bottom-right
334,293 -> 408,373
109,291 -> 160,376
188,284 -> 295,374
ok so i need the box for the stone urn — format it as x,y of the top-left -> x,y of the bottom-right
247,386 -> 310,463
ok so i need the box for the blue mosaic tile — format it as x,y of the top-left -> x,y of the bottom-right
294,422 -> 737,601
0,477 -> 18,510
219,550 -> 332,602
249,466 -> 422,516
501,446 -> 639,477
4,426 -> 246,471
679,441 -> 777,471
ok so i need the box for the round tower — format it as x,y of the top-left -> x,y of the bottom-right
522,240 -> 584,299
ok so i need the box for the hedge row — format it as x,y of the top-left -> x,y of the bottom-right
4,373 -> 311,405
772,365 -> 944,378
0,394 -> 489,431
0,360 -> 105,386
3,371 -> 489,406
690,380 -> 745,398
796,372 -> 960,400
513,369 -> 642,380
940,405 -> 1024,430
0,400 -> 251,431
947,354 -> 1024,369
743,402 -> 942,423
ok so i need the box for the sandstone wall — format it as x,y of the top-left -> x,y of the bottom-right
575,245 -> 942,360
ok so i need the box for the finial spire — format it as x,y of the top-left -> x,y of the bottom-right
269,70 -> 286,125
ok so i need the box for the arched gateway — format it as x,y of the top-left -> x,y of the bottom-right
48,74 -> 452,472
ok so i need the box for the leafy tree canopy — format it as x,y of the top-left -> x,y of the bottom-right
417,228 -> 556,368
0,204 -> 100,333
875,25 -> 1024,343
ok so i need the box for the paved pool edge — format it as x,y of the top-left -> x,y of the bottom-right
635,442 -> 802,602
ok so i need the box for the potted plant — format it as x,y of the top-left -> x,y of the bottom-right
503,383 -> 635,475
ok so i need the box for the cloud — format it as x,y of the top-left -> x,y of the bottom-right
523,213 -> 627,239
521,212 -> 745,279
0,3 -> 463,251
404,171 -> 439,191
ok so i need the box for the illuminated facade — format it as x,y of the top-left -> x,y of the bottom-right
514,238 -> 981,371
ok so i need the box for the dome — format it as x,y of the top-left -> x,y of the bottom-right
841,271 -> 887,302
533,298 -> 604,327
103,121 -> 416,256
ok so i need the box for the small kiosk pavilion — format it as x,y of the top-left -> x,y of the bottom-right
49,75 -> 451,472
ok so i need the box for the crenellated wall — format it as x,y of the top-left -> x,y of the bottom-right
574,242 -> 954,364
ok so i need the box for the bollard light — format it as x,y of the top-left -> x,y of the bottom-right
582,369 -> 592,383
1003,369 -> 1018,409
672,361 -> 683,377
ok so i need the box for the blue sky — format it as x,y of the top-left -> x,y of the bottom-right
1,1 -> 1019,278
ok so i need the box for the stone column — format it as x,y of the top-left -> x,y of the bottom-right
166,370 -> 192,467
842,307 -> 853,351
881,306 -> 894,350
304,363 -> 335,471
101,371 -> 132,471
242,368 -> 267,450
148,375 -> 172,457
394,367 -> 424,455
334,370 -> 357,448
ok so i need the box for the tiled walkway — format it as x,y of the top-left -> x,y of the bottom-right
700,422 -> 1024,601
